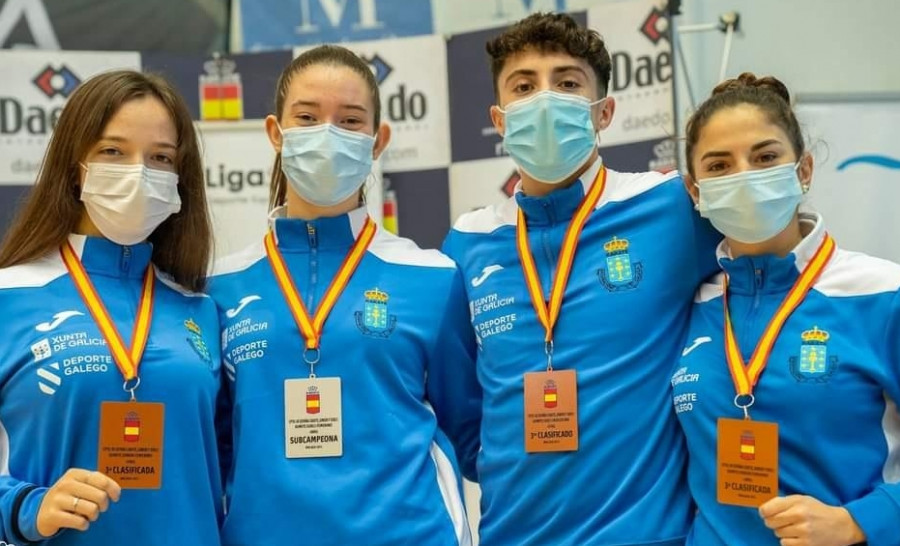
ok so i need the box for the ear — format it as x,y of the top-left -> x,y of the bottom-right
593,96 -> 616,132
490,104 -> 506,137
372,122 -> 392,160
265,114 -> 283,153
683,172 -> 700,206
798,152 -> 814,192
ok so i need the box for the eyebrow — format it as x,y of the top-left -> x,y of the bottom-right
553,65 -> 589,78
99,135 -> 176,150
700,139 -> 785,161
289,100 -> 368,113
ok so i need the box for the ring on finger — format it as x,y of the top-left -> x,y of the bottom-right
72,496 -> 80,511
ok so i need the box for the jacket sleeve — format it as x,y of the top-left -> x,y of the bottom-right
425,267 -> 482,482
844,290 -> 900,546
0,476 -> 50,543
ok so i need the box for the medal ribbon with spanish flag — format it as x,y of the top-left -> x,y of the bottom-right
516,166 -> 607,370
60,243 -> 155,395
723,233 -> 835,417
265,217 -> 376,376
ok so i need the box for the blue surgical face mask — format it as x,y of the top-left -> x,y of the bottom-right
697,162 -> 805,244
279,123 -> 376,207
500,91 -> 604,184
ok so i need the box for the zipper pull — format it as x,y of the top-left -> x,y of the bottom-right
122,246 -> 132,273
307,223 -> 317,248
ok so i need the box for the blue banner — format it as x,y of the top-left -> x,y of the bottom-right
241,0 -> 434,51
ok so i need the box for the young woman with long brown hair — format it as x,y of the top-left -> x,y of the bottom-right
0,70 -> 223,545
209,45 -> 480,545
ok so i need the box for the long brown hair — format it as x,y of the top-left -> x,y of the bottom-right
268,45 -> 381,211
0,70 -> 211,292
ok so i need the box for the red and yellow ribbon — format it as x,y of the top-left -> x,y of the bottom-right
516,166 -> 607,344
265,217 -> 376,350
60,242 -> 155,381
723,234 -> 836,397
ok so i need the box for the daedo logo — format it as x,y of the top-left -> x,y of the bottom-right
1,65 -> 79,138
361,53 -> 427,123
32,65 -> 80,99
609,6 -> 672,93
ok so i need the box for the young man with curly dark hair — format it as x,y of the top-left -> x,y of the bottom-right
443,12 -> 718,545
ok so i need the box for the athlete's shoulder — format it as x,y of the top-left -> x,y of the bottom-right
451,196 -> 518,235
816,247 -> 900,297
0,251 -> 67,290
604,167 -> 683,205
369,229 -> 456,270
212,240 -> 267,278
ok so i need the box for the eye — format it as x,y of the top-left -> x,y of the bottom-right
151,153 -> 174,165
341,117 -> 364,127
512,81 -> 533,94
705,161 -> 728,173
294,113 -> 317,125
558,79 -> 581,90
757,151 -> 779,164
99,147 -> 122,156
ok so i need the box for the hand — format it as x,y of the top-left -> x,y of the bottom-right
759,495 -> 866,546
35,469 -> 121,537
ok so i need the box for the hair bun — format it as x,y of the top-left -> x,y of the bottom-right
711,72 -> 792,104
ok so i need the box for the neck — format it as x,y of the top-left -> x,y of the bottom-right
285,190 -> 360,220
74,212 -> 103,238
727,215 -> 804,259
520,149 -> 598,198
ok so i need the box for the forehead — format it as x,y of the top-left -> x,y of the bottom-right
103,95 -> 176,139
285,64 -> 373,106
498,47 -> 595,81
695,104 -> 792,152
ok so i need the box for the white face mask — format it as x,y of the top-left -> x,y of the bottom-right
79,162 -> 182,245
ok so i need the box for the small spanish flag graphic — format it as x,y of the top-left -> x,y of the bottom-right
124,412 -> 141,442
740,431 -> 756,460
201,82 -> 242,121
543,380 -> 558,409
306,387 -> 320,415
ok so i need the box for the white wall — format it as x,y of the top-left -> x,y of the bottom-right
675,0 -> 900,107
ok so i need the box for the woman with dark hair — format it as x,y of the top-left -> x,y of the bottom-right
209,45 -> 480,545
674,72 -> 900,546
0,70 -> 223,545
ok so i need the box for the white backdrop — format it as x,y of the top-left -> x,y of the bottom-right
796,99 -> 900,263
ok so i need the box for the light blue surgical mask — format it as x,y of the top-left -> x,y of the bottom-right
697,162 -> 805,244
279,123 -> 375,207
500,91 -> 604,184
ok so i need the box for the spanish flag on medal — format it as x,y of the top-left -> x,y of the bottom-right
306,385 -> 321,415
123,412 -> 141,442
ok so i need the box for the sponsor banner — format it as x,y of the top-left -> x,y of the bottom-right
602,136 -> 676,174
446,12 -> 588,163
241,0 -> 433,52
0,185 -> 30,235
0,50 -> 140,184
296,34 -> 451,173
196,120 -> 275,257
448,156 -> 518,224
589,0 -> 674,147
797,100 -> 900,263
434,0 -> 601,35
0,0 -> 227,54
383,168 -> 450,249
141,50 -> 292,122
